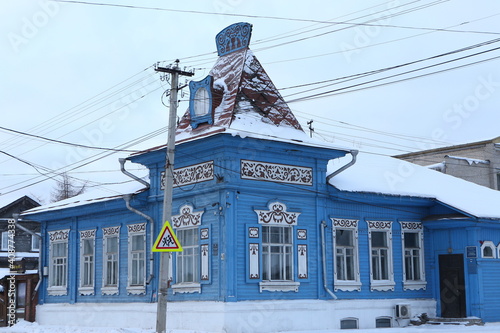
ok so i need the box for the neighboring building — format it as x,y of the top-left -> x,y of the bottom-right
0,195 -> 41,324
22,23 -> 500,331
395,137 -> 500,190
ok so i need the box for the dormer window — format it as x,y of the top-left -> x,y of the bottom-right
189,75 -> 213,129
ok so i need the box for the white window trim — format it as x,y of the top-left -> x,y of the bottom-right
254,202 -> 300,293
331,218 -> 361,292
31,233 -> 41,252
47,229 -> 69,296
259,281 -> 299,293
127,223 -> 146,295
367,221 -> 395,292
497,243 -> 500,259
481,241 -> 496,258
79,230 -> 96,296
400,221 -> 426,291
1,231 -> 9,251
102,226 -> 120,296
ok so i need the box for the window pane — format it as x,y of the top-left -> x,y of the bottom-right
404,233 -> 419,248
132,235 -> 144,251
336,230 -> 352,246
107,237 -> 118,253
371,231 -> 386,247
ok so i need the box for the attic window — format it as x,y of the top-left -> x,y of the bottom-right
189,75 -> 214,129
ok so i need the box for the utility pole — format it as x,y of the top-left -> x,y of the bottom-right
154,60 -> 194,333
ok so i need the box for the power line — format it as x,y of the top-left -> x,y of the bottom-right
0,126 -> 140,152
50,0 -> 500,35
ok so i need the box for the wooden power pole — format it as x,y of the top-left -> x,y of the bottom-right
154,60 -> 193,333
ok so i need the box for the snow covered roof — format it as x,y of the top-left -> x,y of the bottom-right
22,181 -> 146,216
328,152 -> 500,219
445,155 -> 490,165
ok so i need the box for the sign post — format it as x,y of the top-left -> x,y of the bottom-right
152,221 -> 183,252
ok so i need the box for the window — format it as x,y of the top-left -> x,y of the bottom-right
176,228 -> 199,283
31,234 -> 41,251
481,241 -> 496,258
401,222 -> 426,290
252,202 -> 301,293
332,218 -> 360,291
127,223 -> 146,295
340,318 -> 358,329
376,317 -> 392,328
79,230 -> 95,295
48,229 -> 69,296
1,231 -> 9,251
262,225 -> 293,281
102,226 -> 120,295
367,221 -> 394,291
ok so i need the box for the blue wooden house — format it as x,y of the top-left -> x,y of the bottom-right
23,23 -> 500,331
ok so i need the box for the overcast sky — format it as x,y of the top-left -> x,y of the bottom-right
1,0 -> 500,205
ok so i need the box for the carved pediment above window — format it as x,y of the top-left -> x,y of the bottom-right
254,202 -> 300,225
172,204 -> 204,228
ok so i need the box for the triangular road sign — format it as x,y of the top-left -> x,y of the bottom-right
152,221 -> 183,252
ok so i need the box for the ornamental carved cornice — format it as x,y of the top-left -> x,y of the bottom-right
48,229 -> 70,242
241,160 -> 313,186
103,226 -> 120,236
367,220 -> 393,230
254,202 -> 300,225
127,223 -> 146,234
161,161 -> 214,189
331,218 -> 358,229
401,221 -> 423,231
79,229 -> 96,239
172,204 -> 204,228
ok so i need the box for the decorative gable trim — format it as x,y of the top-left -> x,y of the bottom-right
172,204 -> 204,229
161,161 -> 214,189
215,22 -> 252,56
254,202 -> 300,225
241,160 -> 313,186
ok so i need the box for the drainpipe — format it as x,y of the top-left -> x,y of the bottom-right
12,214 -> 43,298
321,220 -> 337,299
119,158 -> 150,189
326,150 -> 358,182
120,158 -> 155,286
123,194 -> 155,286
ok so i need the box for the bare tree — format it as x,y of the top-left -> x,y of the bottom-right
51,172 -> 87,202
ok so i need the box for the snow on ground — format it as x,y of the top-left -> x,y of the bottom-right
1,321 -> 500,333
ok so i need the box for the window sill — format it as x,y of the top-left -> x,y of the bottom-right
47,287 -> 67,296
370,280 -> 395,292
127,285 -> 146,295
172,282 -> 201,294
102,286 -> 119,295
78,287 -> 95,296
259,281 -> 299,293
334,281 -> 361,292
403,280 -> 427,291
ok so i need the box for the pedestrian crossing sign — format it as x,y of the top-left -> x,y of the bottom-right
152,221 -> 183,252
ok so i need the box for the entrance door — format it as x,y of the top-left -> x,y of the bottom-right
439,254 -> 466,318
